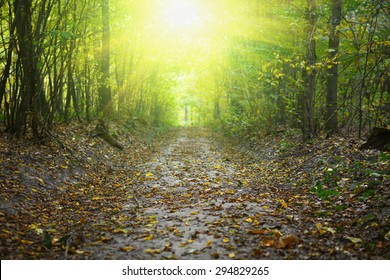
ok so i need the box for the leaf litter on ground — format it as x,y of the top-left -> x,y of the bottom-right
0,123 -> 389,259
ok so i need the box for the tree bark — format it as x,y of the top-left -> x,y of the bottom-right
98,0 -> 112,117
302,0 -> 317,140
13,0 -> 39,136
325,0 -> 342,135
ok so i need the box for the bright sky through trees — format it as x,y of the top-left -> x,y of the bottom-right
162,0 -> 202,29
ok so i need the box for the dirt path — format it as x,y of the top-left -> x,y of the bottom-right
1,125 -> 388,259
84,127 -> 389,260
88,128 -> 285,259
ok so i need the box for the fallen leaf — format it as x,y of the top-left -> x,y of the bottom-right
36,177 -> 45,185
280,200 -> 288,208
99,236 -> 112,243
187,248 -> 198,254
276,235 -> 300,249
120,246 -> 135,252
248,229 -> 266,235
144,234 -> 154,240
20,239 -> 34,245
145,249 -> 161,254
271,229 -> 283,237
345,236 -> 362,243
114,228 -> 129,234
262,238 -> 275,247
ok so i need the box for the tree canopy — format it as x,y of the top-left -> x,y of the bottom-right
0,0 -> 389,138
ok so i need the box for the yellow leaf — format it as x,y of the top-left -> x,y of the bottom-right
92,196 -> 99,201
190,211 -> 199,215
114,228 -> 129,234
326,227 -> 336,234
244,217 -> 253,223
120,246 -> 135,252
100,236 -> 111,242
29,224 -> 43,235
144,234 -> 154,240
36,177 -> 45,185
20,239 -> 34,245
228,253 -> 235,258
280,200 -> 288,208
2,229 -> 11,234
346,236 -> 362,243
225,189 -> 235,195
206,240 -> 213,247
145,249 -> 161,254
223,238 -> 230,243
271,229 -> 282,237
315,223 -> 327,235
145,172 -> 154,177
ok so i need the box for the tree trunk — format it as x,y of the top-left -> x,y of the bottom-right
213,97 -> 221,120
325,0 -> 342,135
98,0 -> 112,117
302,0 -> 317,140
0,2 -> 15,117
13,0 -> 39,136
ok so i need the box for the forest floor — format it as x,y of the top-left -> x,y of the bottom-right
0,122 -> 389,259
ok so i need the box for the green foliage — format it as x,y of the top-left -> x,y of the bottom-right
0,0 -> 388,135
311,169 -> 340,201
311,181 -> 340,201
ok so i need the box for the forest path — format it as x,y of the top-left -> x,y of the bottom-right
1,125 -> 388,259
89,127 -> 293,259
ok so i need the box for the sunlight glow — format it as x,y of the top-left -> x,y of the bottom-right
163,0 -> 201,29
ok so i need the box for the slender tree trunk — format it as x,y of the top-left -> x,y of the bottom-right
213,97 -> 221,120
325,0 -> 342,135
302,0 -> 317,140
0,1 -> 15,116
98,0 -> 112,117
14,0 -> 39,136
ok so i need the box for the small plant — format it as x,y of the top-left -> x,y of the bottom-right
379,151 -> 389,161
278,139 -> 292,152
311,181 -> 339,201
311,168 -> 340,201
